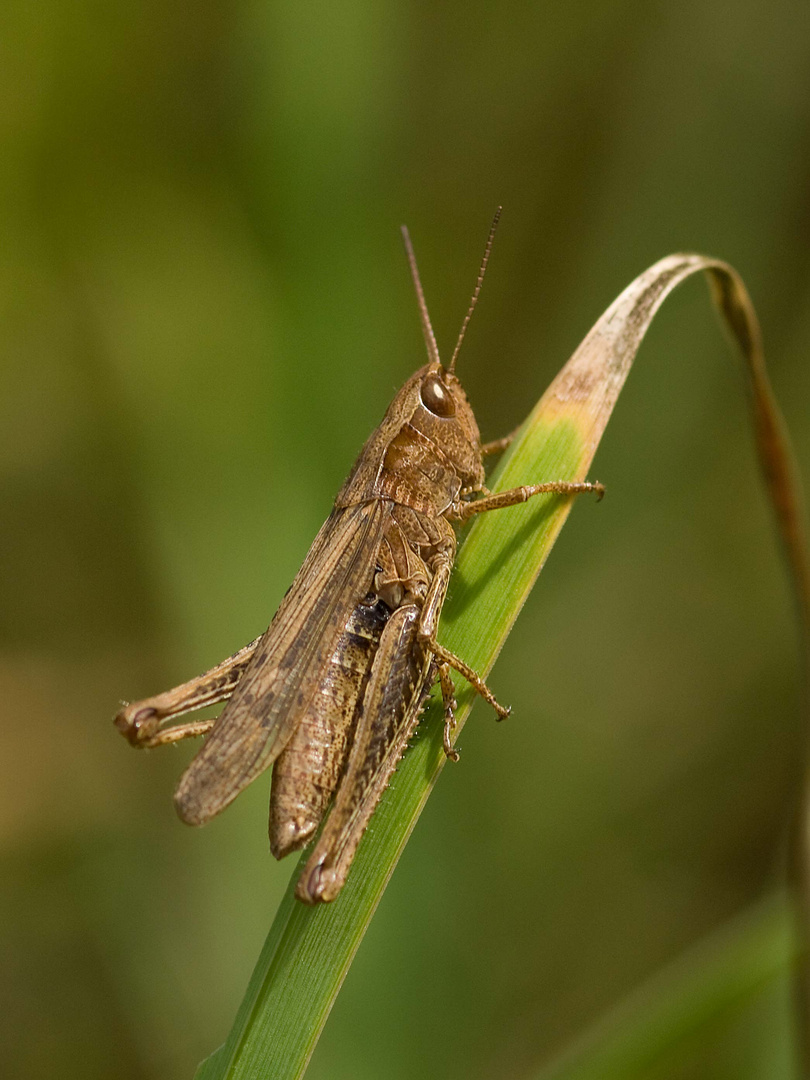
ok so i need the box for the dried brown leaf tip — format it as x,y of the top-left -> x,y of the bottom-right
530,255 -> 808,622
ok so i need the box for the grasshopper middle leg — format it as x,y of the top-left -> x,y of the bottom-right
419,476 -> 604,751
430,641 -> 511,721
417,547 -> 511,744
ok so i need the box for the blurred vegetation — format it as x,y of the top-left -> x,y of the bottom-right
2,1 -> 810,1078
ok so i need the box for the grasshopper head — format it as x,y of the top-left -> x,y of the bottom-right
339,214 -> 500,510
398,209 -> 502,494
414,361 -> 485,490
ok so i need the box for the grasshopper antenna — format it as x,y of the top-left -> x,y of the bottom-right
401,224 -> 442,368
448,206 -> 502,373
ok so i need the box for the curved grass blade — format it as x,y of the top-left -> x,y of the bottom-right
196,255 -> 809,1080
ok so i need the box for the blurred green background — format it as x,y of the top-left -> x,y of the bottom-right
2,1 -> 810,1078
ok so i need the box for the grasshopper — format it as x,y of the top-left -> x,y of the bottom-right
115,210 -> 603,903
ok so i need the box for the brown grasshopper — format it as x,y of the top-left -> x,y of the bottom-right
115,210 -> 603,903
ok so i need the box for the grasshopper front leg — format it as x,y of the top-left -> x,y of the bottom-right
454,480 -> 604,522
480,424 -> 522,457
114,637 -> 261,748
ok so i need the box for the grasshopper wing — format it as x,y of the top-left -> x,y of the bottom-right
175,498 -> 391,825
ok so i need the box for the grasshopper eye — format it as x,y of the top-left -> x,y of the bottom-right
420,372 -> 456,417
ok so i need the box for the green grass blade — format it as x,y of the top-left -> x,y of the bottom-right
195,414 -> 597,1080
195,255 -> 806,1080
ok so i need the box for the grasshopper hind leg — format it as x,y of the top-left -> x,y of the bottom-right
269,597 -> 392,860
114,716 -> 217,749
296,603 -> 431,904
114,637 -> 260,748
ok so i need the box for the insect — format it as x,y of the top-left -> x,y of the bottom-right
115,210 -> 604,903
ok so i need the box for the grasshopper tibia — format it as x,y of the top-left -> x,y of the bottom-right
114,716 -> 217,749
456,480 -> 605,522
428,641 -> 511,721
438,662 -> 460,762
115,637 -> 259,747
